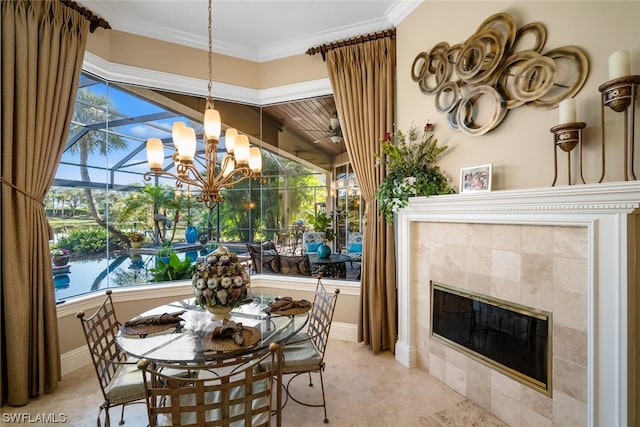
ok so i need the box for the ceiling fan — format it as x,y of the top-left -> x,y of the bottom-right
307,112 -> 343,144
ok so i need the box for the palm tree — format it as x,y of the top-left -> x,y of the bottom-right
66,88 -> 128,241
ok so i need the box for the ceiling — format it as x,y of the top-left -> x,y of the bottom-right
78,0 -> 420,168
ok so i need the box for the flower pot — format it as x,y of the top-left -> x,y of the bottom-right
185,226 -> 198,244
207,305 -> 232,321
52,254 -> 69,266
131,241 -> 142,249
317,242 -> 332,259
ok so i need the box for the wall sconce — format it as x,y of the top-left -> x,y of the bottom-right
598,50 -> 640,182
550,99 -> 586,186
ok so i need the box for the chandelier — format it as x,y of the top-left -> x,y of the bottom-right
144,0 -> 262,209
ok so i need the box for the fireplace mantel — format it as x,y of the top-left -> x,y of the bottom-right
395,181 -> 639,427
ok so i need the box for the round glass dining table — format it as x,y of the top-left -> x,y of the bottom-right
115,293 -> 309,363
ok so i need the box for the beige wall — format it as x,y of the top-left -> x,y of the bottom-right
397,1 -> 640,191
85,29 -> 327,92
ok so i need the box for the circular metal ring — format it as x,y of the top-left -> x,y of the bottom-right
531,46 -> 589,110
415,48 -> 450,94
411,51 -> 429,82
457,85 -> 507,136
435,81 -> 461,113
510,55 -> 557,102
513,22 -> 547,53
476,12 -> 517,55
493,50 -> 539,109
456,28 -> 505,84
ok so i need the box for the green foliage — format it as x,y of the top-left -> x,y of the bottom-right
155,242 -> 174,257
374,123 -> 454,222
149,253 -> 195,282
56,227 -> 124,255
307,212 -> 335,242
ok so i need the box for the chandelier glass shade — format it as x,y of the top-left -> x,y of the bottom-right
143,0 -> 262,209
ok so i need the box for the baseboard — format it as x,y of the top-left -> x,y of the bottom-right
61,346 -> 91,376
329,321 -> 358,342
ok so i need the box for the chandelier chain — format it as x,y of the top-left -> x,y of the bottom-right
207,0 -> 213,108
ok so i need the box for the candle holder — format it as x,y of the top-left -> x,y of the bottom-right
598,75 -> 640,182
550,122 -> 586,186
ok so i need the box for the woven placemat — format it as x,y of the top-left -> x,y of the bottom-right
267,304 -> 312,316
204,326 -> 261,351
120,322 -> 178,336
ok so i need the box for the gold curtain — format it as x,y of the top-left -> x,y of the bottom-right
1,0 -> 89,405
325,37 -> 396,353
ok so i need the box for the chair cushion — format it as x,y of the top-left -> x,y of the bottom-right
105,360 -> 146,404
347,243 -> 362,253
281,333 -> 322,373
305,242 -> 322,253
279,255 -> 311,276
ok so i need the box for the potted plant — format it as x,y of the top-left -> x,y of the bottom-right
307,212 -> 334,258
374,122 -> 454,222
51,248 -> 70,266
128,231 -> 145,248
155,242 -> 174,264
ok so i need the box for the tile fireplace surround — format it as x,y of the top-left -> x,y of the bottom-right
395,182 -> 639,427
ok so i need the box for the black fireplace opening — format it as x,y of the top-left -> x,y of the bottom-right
431,281 -> 552,395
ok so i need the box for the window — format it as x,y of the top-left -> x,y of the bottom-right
48,71 -> 353,302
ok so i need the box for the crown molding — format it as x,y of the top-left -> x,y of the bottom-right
83,51 -> 332,105
83,0 -> 423,62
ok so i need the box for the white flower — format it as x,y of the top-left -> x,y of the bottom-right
221,277 -> 232,288
207,278 -> 218,289
196,278 -> 206,290
233,276 -> 244,287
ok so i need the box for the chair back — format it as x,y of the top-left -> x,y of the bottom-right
76,290 -> 126,397
307,276 -> 340,358
138,344 -> 283,427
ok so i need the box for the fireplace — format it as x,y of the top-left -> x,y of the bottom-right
394,182 -> 640,427
431,281 -> 552,395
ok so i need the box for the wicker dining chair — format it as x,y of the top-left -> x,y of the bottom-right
279,274 -> 340,423
76,289 -> 146,426
137,343 -> 284,427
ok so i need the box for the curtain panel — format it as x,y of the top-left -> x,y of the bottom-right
1,0 -> 89,405
325,37 -> 397,353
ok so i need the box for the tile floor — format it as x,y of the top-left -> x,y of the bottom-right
0,339 -> 507,426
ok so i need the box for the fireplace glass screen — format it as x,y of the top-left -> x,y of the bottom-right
431,282 -> 551,395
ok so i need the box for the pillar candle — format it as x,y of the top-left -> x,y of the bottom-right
609,50 -> 630,80
559,98 -> 576,124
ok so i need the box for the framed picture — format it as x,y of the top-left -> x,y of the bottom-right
460,163 -> 492,193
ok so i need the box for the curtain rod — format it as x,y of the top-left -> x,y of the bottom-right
306,28 -> 395,61
58,0 -> 111,32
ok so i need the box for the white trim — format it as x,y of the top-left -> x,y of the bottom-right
82,52 -> 332,106
395,181 -> 640,427
60,346 -> 91,376
85,1 -> 422,63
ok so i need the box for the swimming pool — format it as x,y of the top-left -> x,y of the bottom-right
53,250 -> 202,303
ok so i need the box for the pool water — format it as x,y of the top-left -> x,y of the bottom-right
53,250 -> 202,303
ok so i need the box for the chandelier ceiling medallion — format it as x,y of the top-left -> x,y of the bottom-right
144,0 -> 263,209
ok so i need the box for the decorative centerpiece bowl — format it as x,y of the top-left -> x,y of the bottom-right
192,245 -> 250,320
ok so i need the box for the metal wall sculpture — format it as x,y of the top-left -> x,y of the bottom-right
411,12 -> 589,136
